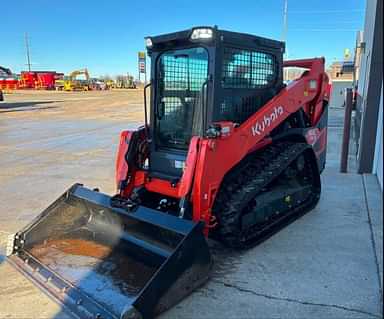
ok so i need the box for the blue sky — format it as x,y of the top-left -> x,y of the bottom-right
1,0 -> 366,78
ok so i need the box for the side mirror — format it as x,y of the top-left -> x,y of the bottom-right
157,101 -> 165,119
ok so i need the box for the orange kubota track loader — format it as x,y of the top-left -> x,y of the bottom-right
7,27 -> 329,319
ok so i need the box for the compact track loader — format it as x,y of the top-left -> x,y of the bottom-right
7,27 -> 329,319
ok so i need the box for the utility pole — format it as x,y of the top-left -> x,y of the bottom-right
282,0 -> 288,45
25,32 -> 31,72
282,0 -> 288,80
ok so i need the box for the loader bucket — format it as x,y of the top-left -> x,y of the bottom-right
7,184 -> 212,319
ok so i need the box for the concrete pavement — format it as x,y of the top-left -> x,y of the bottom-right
0,93 -> 382,319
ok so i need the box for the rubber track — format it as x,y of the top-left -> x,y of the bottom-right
213,141 -> 320,248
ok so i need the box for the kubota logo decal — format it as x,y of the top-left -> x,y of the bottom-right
251,106 -> 284,136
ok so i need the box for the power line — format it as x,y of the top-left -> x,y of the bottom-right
290,28 -> 358,32
289,9 -> 364,14
291,21 -> 362,25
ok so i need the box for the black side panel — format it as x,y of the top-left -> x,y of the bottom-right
149,150 -> 186,180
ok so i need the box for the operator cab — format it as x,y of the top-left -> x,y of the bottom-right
145,26 -> 284,181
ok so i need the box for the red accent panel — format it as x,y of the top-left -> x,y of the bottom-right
317,128 -> 327,156
145,178 -> 179,198
115,130 -> 132,191
283,58 -> 325,69
177,137 -> 200,197
134,171 -> 147,187
305,127 -> 327,157
191,140 -> 213,228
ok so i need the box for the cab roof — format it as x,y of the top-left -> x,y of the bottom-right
147,26 -> 285,52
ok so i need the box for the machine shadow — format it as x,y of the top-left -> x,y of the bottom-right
0,100 -> 61,111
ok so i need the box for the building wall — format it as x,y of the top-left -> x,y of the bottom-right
373,83 -> 383,190
356,0 -> 377,97
355,0 -> 383,173
353,31 -> 364,83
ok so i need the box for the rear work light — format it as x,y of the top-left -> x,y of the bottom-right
190,28 -> 213,40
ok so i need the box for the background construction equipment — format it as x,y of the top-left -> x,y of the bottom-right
63,68 -> 91,91
116,74 -> 136,89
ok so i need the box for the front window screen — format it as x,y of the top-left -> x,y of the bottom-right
222,47 -> 276,89
156,47 -> 208,149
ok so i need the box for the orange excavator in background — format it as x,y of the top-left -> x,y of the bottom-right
7,27 -> 330,319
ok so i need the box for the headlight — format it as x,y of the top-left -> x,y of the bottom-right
190,28 -> 213,40
145,37 -> 153,48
